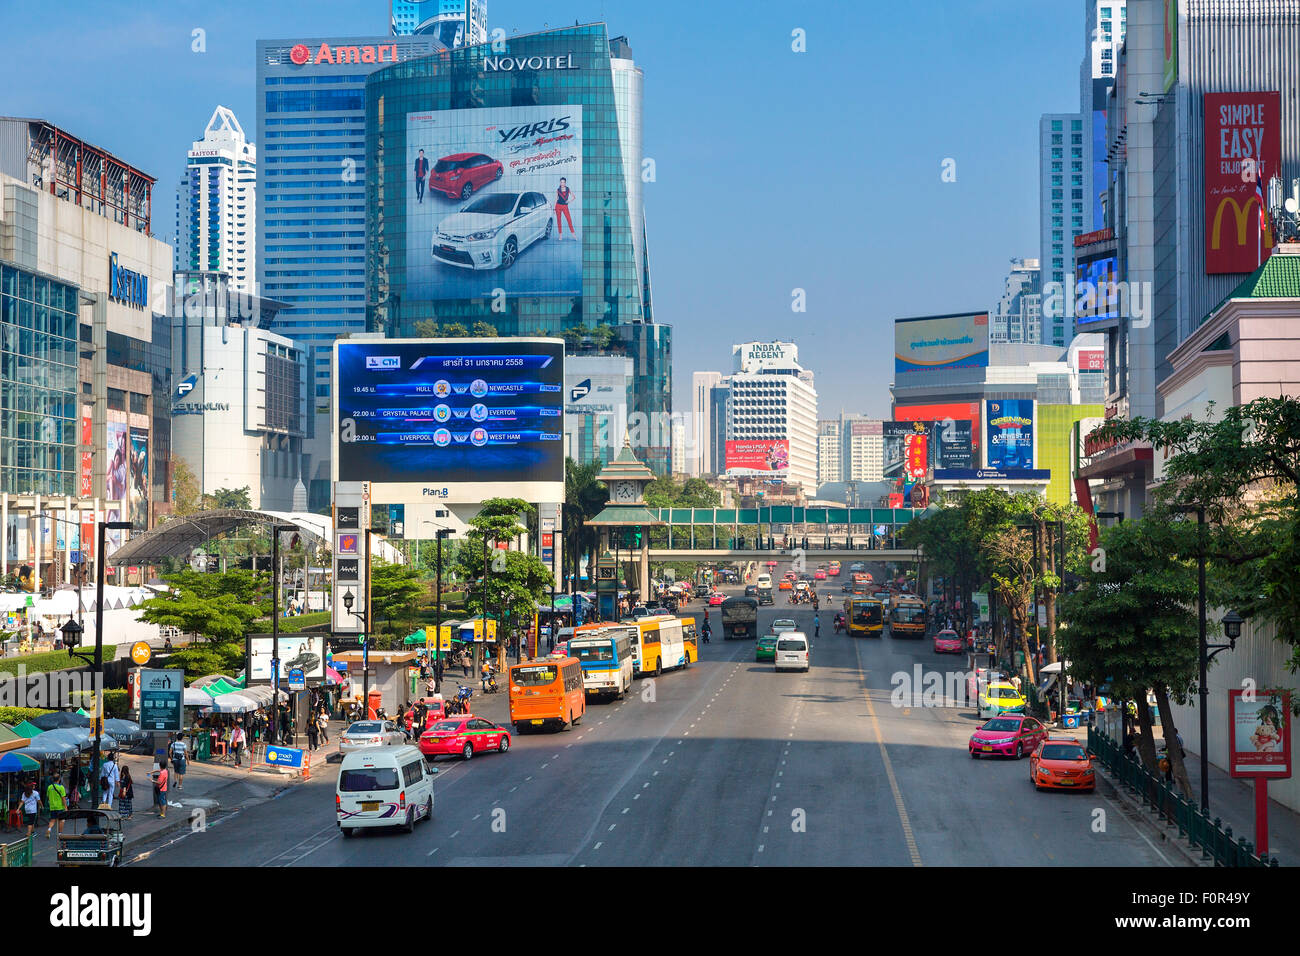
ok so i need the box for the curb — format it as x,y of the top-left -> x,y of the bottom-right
118,774 -> 304,856
1094,765 -> 1211,868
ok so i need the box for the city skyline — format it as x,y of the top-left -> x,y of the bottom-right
0,0 -> 1084,420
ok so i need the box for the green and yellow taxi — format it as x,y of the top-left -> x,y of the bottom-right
755,635 -> 779,662
978,681 -> 1027,719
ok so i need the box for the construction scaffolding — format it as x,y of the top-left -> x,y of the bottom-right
23,119 -> 154,234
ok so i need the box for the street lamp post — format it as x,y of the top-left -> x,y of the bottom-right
269,524 -> 295,746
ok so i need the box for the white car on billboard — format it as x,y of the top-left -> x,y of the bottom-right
433,190 -> 552,270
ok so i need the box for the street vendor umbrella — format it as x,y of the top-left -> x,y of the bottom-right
102,718 -> 143,741
192,674 -> 239,689
403,628 -> 427,645
29,711 -> 90,731
15,734 -> 78,760
205,693 -> 260,713
0,751 -> 40,773
9,720 -> 43,738
325,666 -> 344,684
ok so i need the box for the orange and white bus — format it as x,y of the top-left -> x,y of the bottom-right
508,657 -> 586,732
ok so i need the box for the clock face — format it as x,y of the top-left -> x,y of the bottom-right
614,481 -> 638,503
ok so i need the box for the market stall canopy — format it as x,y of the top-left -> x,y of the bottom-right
18,734 -> 79,759
184,687 -> 214,707
1039,661 -> 1072,674
0,751 -> 40,773
403,629 -> 427,645
29,711 -> 90,731
0,723 -> 27,753
203,693 -> 261,714
9,720 -> 43,739
192,674 -> 240,690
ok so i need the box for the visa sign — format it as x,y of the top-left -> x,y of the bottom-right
108,253 -> 149,310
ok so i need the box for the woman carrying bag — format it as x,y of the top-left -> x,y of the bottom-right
118,766 -> 135,819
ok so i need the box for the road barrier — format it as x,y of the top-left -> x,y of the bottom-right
1088,727 -> 1280,867
0,835 -> 33,867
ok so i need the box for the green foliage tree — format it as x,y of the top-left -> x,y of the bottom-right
453,498 -> 553,637
441,321 -> 470,337
207,487 -> 252,510
368,559 -> 427,638
564,458 -> 607,591
414,319 -> 440,337
471,320 -> 498,337
170,458 -> 202,517
135,568 -> 270,643
1057,517 -> 1211,795
164,644 -> 246,682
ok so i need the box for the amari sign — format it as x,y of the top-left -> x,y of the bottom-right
108,253 -> 148,309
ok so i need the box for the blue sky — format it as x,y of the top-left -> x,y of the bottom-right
0,0 -> 1085,420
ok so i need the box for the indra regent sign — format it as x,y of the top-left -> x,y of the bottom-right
108,253 -> 148,310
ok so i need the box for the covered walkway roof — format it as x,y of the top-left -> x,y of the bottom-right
108,509 -> 331,565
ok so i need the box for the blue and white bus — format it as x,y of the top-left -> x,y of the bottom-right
568,626 -> 635,699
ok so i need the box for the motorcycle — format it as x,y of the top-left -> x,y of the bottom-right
483,670 -> 500,694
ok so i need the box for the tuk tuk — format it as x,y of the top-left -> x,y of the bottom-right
56,809 -> 125,867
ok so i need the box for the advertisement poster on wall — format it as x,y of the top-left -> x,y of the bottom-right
985,400 -> 1036,470
1228,689 -> 1291,778
1203,91 -> 1280,274
894,312 -> 989,375
405,104 -> 583,302
895,401 -> 981,466
248,634 -> 327,684
129,428 -> 149,531
724,440 -> 789,475
1073,251 -> 1120,324
106,422 -> 129,504
80,407 -> 93,498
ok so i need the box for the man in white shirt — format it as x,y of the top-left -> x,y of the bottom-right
100,753 -> 120,806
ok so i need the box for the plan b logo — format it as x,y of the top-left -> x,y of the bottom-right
365,356 -> 400,370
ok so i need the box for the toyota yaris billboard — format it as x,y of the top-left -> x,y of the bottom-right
406,105 -> 583,301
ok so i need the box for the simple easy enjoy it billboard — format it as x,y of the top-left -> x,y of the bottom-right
333,338 -> 565,504
1203,91 -> 1280,274
895,312 -> 989,375
405,105 -> 583,301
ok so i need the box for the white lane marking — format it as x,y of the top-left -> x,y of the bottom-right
633,793 -> 640,800
541,763 -> 549,769
472,813 -> 481,820
427,847 -> 439,857
763,826 -> 769,833
608,823 -> 616,831
450,830 -> 460,838
621,807 -> 630,814
594,842 -> 602,850
510,786 -> 518,792
525,776 -> 533,781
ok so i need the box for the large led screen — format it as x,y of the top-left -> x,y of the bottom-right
1074,252 -> 1120,324
334,338 -> 564,502
405,105 -> 583,301
895,312 -> 989,375
985,399 -> 1036,470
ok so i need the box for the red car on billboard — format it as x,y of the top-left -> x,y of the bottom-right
429,152 -> 504,201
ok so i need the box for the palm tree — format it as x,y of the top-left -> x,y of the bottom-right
564,458 -> 607,594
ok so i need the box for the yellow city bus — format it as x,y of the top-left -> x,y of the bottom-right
630,615 -> 687,676
844,597 -> 884,638
889,598 -> 927,639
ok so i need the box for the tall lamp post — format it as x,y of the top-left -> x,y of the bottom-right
340,527 -> 376,720
65,520 -> 131,810
1170,504 -> 1242,814
422,522 -> 453,694
269,524 -> 295,745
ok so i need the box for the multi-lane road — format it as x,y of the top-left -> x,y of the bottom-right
131,571 -> 1183,867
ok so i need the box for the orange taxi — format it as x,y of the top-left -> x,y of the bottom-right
1029,737 -> 1096,792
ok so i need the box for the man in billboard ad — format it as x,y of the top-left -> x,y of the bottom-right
725,440 -> 789,476
894,312 -> 989,375
406,105 -> 583,301
249,635 -> 327,684
335,338 -> 564,490
985,400 -> 1035,470
1203,92 -> 1280,274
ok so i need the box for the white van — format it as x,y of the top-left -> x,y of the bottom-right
337,745 -> 435,836
774,631 -> 810,672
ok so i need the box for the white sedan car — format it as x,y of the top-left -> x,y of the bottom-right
338,720 -> 406,754
433,190 -> 552,270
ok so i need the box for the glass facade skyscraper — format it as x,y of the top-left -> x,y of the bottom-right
255,34 -> 446,508
365,24 -> 670,472
391,0 -> 487,47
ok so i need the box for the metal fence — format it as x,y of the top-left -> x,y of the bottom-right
0,835 -> 32,867
1088,727 -> 1280,867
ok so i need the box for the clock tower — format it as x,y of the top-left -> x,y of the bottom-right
588,439 -> 664,618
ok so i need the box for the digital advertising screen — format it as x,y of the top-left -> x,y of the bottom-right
725,439 -> 789,476
334,338 -> 565,504
985,399 -> 1036,470
894,312 -> 989,375
894,402 -> 980,467
1074,252 -> 1120,324
405,104 -> 583,301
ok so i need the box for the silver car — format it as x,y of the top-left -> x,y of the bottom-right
338,720 -> 406,754
432,190 -> 552,270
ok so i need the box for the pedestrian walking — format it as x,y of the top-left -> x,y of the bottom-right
166,734 -> 187,791
813,613 -> 820,639
307,715 -> 320,751
231,723 -> 246,767
462,653 -> 471,678
150,761 -> 169,818
19,780 -> 40,838
44,776 -> 67,839
318,708 -> 330,744
101,751 -> 120,804
117,767 -> 135,819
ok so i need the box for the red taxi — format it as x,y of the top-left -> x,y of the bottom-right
814,568 -> 828,580
1029,737 -> 1097,791
709,592 -> 726,606
969,714 -> 1047,759
419,715 -> 512,761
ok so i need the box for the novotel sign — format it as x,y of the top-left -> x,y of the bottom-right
108,253 -> 148,310
484,54 -> 580,72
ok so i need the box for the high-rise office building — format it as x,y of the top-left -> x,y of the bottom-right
840,415 -> 884,483
363,25 -> 670,475
817,419 -> 840,485
725,342 -> 818,493
1039,112 -> 1087,348
689,371 -> 723,477
1081,2 -> 1126,234
175,107 -> 257,292
990,257 -> 1042,344
255,34 -> 446,509
391,0 -> 487,47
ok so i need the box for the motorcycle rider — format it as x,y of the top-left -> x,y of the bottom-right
702,616 -> 712,643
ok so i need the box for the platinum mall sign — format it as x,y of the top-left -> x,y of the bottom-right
484,53 -> 579,72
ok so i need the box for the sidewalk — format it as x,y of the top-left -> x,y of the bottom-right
24,726 -> 333,866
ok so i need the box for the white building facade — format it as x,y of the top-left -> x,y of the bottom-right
175,107 -> 256,293
725,342 -> 818,494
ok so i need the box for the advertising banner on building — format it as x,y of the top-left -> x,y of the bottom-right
405,104 -> 583,301
1077,349 -> 1105,371
1074,251 -> 1120,324
894,312 -> 989,374
985,400 -> 1036,470
248,634 -> 328,684
79,407 -> 93,498
1228,689 -> 1291,778
724,440 -> 789,476
894,402 -> 979,469
106,422 -> 129,505
129,428 -> 149,531
1162,0 -> 1178,93
1203,91 -> 1280,274
334,338 -> 565,504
